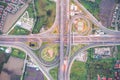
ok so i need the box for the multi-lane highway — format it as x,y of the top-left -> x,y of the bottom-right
1,0 -> 120,80
58,0 -> 69,79
1,35 -> 120,44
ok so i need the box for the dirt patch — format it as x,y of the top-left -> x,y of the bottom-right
24,67 -> 44,80
0,56 -> 24,80
99,0 -> 116,27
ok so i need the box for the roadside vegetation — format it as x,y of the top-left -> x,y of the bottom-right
86,48 -> 115,80
70,44 -> 86,56
27,2 -> 35,18
50,67 -> 58,80
70,61 -> 87,80
11,48 -> 26,59
9,25 -> 30,35
78,0 -> 101,19
0,2 -> 7,8
44,76 -> 48,80
32,0 -> 56,34
117,45 -> 120,59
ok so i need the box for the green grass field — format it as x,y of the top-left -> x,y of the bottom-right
32,0 -> 56,34
50,67 -> 58,80
9,25 -> 30,35
78,0 -> 101,19
11,48 -> 26,59
70,61 -> 87,80
27,3 -> 35,18
41,44 -> 59,62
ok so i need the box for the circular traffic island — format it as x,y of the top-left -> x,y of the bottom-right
72,18 -> 91,35
40,44 -> 59,62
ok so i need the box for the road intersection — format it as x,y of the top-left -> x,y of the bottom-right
0,0 -> 120,80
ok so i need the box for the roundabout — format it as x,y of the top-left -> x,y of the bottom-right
38,44 -> 59,67
72,16 -> 92,35
41,44 -> 59,62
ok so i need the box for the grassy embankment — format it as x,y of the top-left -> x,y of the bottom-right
9,25 -> 30,35
32,0 -> 56,34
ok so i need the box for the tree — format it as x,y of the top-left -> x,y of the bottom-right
115,0 -> 120,3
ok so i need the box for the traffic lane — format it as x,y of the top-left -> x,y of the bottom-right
0,42 -> 53,80
66,42 -> 120,80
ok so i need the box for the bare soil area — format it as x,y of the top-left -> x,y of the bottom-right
0,56 -> 24,80
99,0 -> 115,27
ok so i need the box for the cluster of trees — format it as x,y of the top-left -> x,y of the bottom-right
115,0 -> 120,3
86,60 -> 114,79
9,26 -> 30,35
86,48 -> 115,80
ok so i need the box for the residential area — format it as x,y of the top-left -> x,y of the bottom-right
0,0 -> 26,33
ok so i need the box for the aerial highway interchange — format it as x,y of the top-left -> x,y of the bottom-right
0,0 -> 120,80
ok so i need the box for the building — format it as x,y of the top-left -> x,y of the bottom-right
0,0 -> 26,32
114,60 -> 120,69
5,0 -> 18,4
97,74 -> 112,80
70,4 -> 79,16
94,47 -> 111,58
5,4 -> 18,14
114,71 -> 120,80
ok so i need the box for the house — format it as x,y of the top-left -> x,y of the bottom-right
5,0 -> 18,4
97,75 -> 113,80
114,71 -> 120,80
114,60 -> 120,69
5,4 -> 18,14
